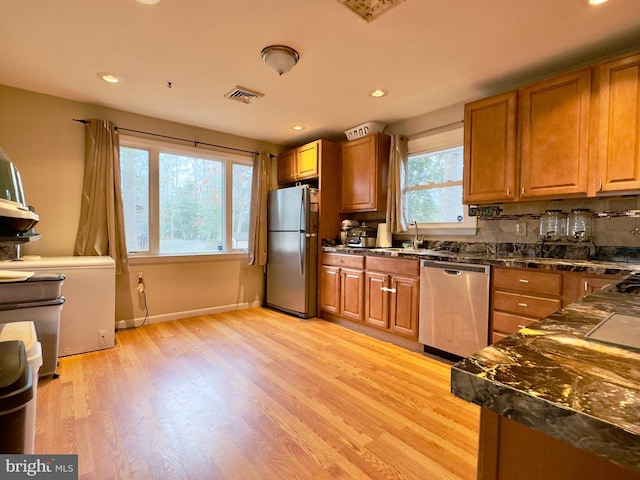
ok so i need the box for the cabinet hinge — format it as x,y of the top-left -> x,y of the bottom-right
521,187 -> 525,196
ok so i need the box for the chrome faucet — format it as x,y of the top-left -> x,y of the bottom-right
410,220 -> 421,249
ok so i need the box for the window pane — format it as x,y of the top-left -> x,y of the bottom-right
407,146 -> 463,187
159,153 -> 223,253
120,147 -> 149,252
232,163 -> 253,250
406,185 -> 465,224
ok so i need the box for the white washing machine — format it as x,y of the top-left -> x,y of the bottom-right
0,256 -> 116,356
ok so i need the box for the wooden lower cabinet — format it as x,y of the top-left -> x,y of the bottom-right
341,268 -> 364,321
478,408 -> 640,480
491,267 -> 622,343
320,253 -> 419,339
319,253 -> 365,321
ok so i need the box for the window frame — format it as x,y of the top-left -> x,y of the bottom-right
406,127 -> 476,235
119,135 -> 254,258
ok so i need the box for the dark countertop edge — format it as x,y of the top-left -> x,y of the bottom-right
450,365 -> 640,472
321,246 -> 639,274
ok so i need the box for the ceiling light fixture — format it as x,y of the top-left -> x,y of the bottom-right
588,0 -> 609,4
97,72 -> 121,84
369,88 -> 388,98
136,0 -> 161,4
291,125 -> 305,131
261,45 -> 300,76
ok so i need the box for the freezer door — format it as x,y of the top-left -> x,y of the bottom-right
266,231 -> 312,315
268,185 -> 307,232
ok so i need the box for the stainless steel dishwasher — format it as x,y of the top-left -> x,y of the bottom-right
419,259 -> 490,358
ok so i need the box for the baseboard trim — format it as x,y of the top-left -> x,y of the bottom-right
116,301 -> 263,330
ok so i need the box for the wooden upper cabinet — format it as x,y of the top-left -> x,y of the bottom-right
463,91 -> 517,204
595,52 -> 640,194
519,68 -> 591,199
277,148 -> 297,185
341,133 -> 390,212
296,141 -> 319,179
277,140 -> 319,185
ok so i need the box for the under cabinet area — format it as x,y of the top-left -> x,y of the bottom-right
319,253 -> 420,341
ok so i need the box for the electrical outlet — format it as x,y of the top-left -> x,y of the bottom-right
138,272 -> 144,283
98,329 -> 107,346
516,221 -> 527,237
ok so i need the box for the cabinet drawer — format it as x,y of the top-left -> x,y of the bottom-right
365,256 -> 419,277
322,253 -> 364,269
493,291 -> 561,319
493,267 -> 562,295
492,311 -> 536,335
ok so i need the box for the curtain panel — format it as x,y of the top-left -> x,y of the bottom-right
386,134 -> 408,233
247,151 -> 272,266
74,119 -> 129,274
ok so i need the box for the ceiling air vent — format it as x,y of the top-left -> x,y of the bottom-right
337,0 -> 406,22
224,86 -> 264,104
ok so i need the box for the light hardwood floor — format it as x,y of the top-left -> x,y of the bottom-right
35,308 -> 479,479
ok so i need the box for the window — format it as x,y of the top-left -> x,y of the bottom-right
405,127 -> 476,234
119,136 -> 253,255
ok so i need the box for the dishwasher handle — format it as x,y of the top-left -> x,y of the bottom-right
421,259 -> 490,275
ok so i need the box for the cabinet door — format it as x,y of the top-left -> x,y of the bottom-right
341,268 -> 364,321
296,141 -> 319,180
341,133 -> 389,212
596,53 -> 640,194
319,265 -> 341,314
364,272 -> 389,328
389,276 -> 419,337
519,68 -> 591,199
277,149 -> 296,185
463,91 -> 517,204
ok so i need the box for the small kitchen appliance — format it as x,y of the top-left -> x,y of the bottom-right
346,223 -> 377,248
0,149 -> 39,236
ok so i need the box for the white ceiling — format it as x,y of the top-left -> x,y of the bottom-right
2,0 -> 640,147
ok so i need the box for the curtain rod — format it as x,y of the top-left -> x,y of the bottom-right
72,118 -> 265,156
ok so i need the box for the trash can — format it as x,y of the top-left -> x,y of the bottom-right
0,297 -> 65,377
0,340 -> 33,454
0,322 -> 42,453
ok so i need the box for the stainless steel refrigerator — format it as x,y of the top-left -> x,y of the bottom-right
266,184 -> 318,318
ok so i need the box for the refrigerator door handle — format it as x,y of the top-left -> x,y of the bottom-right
299,189 -> 305,275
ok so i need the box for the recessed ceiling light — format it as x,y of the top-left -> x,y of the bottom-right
97,72 -> 122,84
136,0 -> 160,4
369,88 -> 388,98
291,125 -> 305,131
588,0 -> 608,5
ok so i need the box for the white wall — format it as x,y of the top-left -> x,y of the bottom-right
0,84 -> 282,323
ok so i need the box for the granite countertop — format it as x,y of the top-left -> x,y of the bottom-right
450,285 -> 640,472
321,245 -> 640,275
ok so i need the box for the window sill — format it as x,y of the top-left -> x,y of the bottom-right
128,252 -> 249,265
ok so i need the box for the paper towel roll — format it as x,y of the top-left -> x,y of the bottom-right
376,223 -> 392,247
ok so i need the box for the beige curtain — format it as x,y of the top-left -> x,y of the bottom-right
74,119 -> 129,274
248,151 -> 272,266
386,134 -> 408,233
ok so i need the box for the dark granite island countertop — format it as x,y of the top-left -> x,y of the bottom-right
451,284 -> 640,474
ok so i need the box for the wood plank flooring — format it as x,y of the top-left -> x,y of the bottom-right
35,308 -> 479,480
